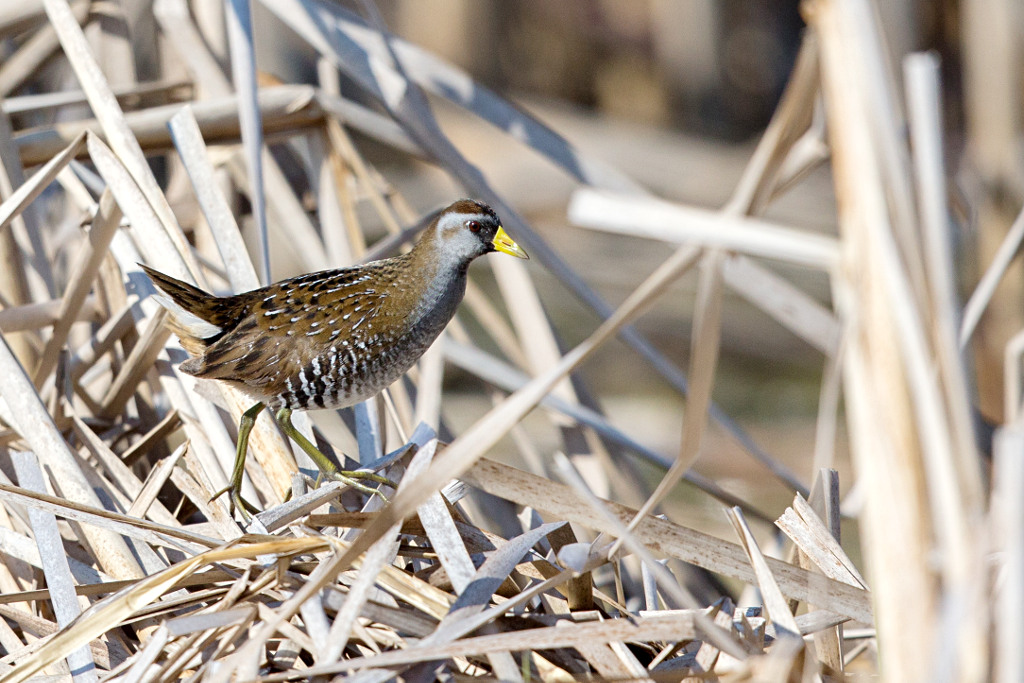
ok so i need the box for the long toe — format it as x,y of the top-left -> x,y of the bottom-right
231,491 -> 262,523
330,471 -> 392,501
337,469 -> 398,488
211,484 -> 260,523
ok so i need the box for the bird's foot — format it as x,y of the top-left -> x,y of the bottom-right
324,469 -> 397,502
210,484 -> 261,523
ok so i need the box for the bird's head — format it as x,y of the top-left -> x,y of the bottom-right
426,199 -> 529,265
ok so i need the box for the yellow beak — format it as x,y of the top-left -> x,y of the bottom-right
492,226 -> 529,259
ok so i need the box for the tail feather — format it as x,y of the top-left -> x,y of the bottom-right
140,265 -> 238,358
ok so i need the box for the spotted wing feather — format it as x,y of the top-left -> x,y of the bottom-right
188,263 -> 400,403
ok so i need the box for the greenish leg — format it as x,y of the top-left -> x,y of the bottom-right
210,402 -> 265,521
275,407 -> 396,499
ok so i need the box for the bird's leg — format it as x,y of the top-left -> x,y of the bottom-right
275,407 -> 396,499
210,402 -> 265,521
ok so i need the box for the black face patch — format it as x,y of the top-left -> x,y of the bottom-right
471,201 -> 499,224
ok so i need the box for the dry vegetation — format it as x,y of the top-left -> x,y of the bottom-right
0,0 -> 1017,681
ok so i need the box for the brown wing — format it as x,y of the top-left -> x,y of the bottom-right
182,263 -> 398,391
252,264 -> 395,343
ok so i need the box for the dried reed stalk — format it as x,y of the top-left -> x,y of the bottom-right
0,1 -> 1010,680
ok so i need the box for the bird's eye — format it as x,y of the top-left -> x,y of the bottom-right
466,220 -> 481,233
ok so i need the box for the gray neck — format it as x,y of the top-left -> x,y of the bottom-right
396,251 -> 470,337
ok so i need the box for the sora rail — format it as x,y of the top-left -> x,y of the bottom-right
143,199 -> 528,518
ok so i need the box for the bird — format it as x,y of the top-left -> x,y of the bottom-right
142,199 -> 528,519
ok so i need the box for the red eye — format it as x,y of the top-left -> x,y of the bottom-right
466,220 -> 480,233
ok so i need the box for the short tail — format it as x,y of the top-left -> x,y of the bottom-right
140,265 -> 228,357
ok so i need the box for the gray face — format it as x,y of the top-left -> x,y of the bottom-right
433,202 -> 503,264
